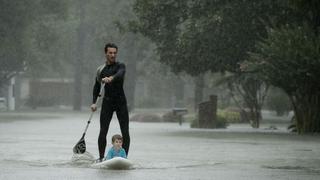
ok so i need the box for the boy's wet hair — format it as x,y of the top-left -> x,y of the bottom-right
111,134 -> 123,143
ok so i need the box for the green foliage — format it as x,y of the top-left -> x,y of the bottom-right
246,22 -> 320,133
215,72 -> 268,127
0,0 -> 68,87
131,0 -> 285,76
132,0 -> 191,74
190,114 -> 228,129
217,109 -> 241,123
131,0 -> 282,128
248,25 -> 320,95
216,115 -> 229,129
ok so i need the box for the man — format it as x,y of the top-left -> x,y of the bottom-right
91,43 -> 130,162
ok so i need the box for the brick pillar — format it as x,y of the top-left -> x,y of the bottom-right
198,95 -> 218,128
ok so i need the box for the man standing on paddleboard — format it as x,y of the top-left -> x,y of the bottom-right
91,43 -> 130,163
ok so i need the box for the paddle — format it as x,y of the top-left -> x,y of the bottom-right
73,83 -> 105,154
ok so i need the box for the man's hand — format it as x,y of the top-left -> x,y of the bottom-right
91,104 -> 97,112
102,76 -> 114,83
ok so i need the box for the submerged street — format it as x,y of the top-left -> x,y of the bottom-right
0,110 -> 320,180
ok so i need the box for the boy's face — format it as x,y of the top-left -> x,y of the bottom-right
113,139 -> 123,150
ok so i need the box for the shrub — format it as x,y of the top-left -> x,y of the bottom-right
162,111 -> 184,123
190,114 -> 229,129
218,109 -> 241,123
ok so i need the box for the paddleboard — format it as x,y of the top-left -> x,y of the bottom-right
91,157 -> 133,169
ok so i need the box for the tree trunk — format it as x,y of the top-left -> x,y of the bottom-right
249,105 -> 262,128
236,77 -> 267,128
174,76 -> 184,107
73,0 -> 86,111
194,74 -> 204,110
291,93 -> 320,133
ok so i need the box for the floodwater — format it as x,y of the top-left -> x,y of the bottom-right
0,110 -> 320,180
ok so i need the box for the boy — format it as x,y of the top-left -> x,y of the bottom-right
105,134 -> 127,160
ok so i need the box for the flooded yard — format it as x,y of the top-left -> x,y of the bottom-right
0,110 -> 319,180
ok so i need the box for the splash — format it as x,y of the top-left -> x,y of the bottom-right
70,151 -> 95,167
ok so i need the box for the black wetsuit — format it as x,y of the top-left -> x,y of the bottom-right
92,62 -> 130,159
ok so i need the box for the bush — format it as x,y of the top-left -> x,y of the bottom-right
190,114 -> 229,129
190,117 -> 198,128
217,109 -> 241,123
162,111 -> 183,123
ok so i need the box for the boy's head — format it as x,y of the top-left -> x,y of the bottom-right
111,134 -> 123,150
111,134 -> 123,143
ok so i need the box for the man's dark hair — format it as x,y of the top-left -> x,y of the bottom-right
104,43 -> 118,53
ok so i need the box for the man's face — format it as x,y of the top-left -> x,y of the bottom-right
105,47 -> 117,64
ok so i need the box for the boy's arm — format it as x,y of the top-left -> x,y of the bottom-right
106,148 -> 113,160
120,148 -> 127,158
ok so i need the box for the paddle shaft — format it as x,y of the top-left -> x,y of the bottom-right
82,83 -> 105,137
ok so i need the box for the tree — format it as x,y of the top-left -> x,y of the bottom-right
69,0 -> 151,110
131,0 -> 284,126
244,0 -> 320,133
219,73 -> 269,127
0,0 -> 67,89
247,25 -> 320,133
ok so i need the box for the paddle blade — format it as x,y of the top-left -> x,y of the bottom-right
73,136 -> 86,154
